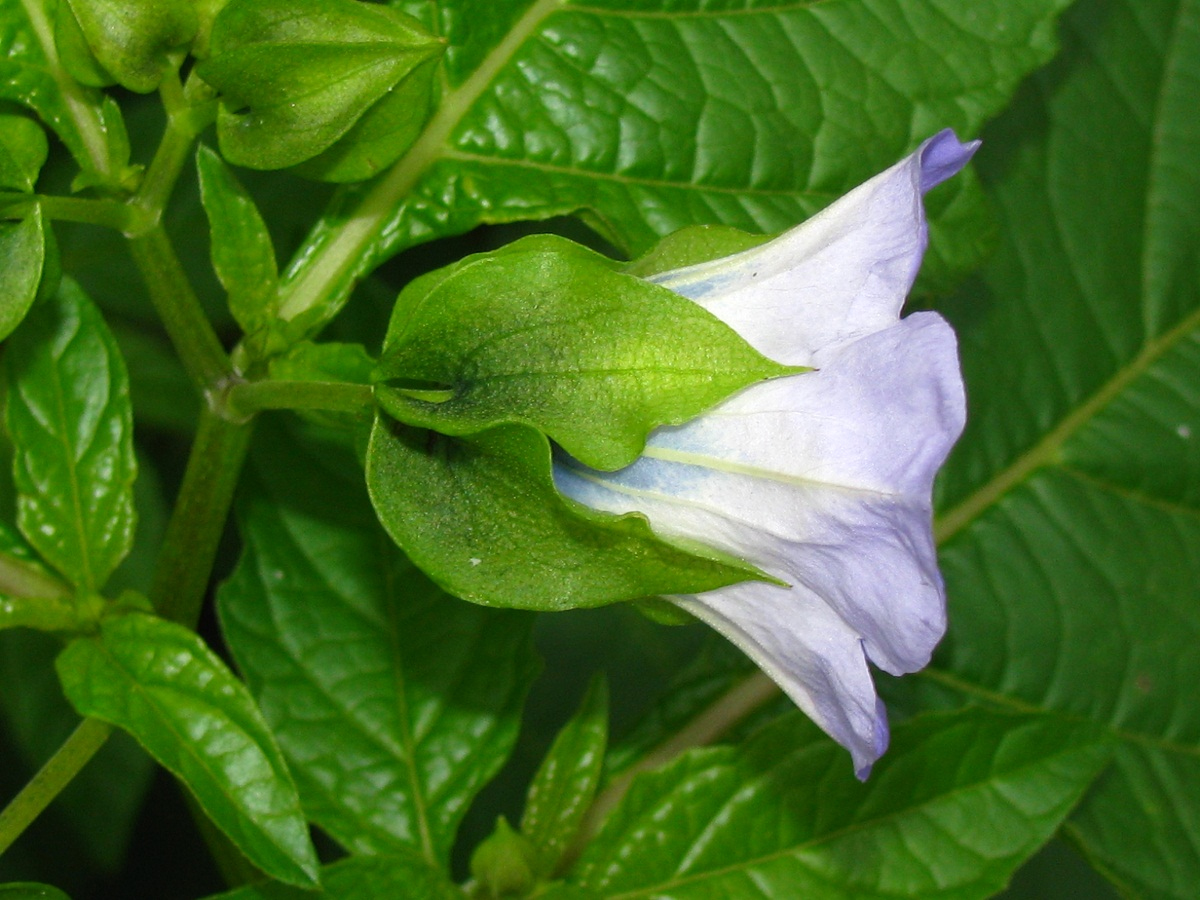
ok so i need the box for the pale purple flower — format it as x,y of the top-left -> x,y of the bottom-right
555,130 -> 977,777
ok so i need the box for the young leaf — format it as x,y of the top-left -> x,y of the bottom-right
198,0 -> 443,172
276,0 -> 1072,329
0,594 -> 79,633
366,419 -> 769,611
521,675 -> 609,878
925,0 -> 1200,896
196,144 -> 279,337
375,235 -> 797,471
202,851 -> 463,899
4,278 -> 136,592
54,611 -> 320,888
55,0 -> 197,92
218,421 -> 538,864
0,209 -> 46,344
572,709 -> 1112,898
0,884 -> 71,900
0,107 -> 47,191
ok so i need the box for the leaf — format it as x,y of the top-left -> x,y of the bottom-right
0,884 -> 71,900
202,851 -> 463,899
366,419 -> 769,611
375,234 -> 796,471
198,0 -> 443,171
0,594 -> 79,632
572,709 -> 1112,898
521,675 -> 609,878
0,106 -> 47,191
54,612 -> 320,888
218,420 -> 539,864
4,277 -> 136,592
0,208 -> 46,344
0,0 -> 126,181
196,144 -> 280,336
274,0 -> 1073,330
922,0 -> 1200,896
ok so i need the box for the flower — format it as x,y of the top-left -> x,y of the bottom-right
554,130 -> 977,777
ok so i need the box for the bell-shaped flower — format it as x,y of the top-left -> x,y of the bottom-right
554,130 -> 977,777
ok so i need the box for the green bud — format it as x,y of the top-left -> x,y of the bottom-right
470,817 -> 538,899
197,0 -> 445,178
55,0 -> 198,93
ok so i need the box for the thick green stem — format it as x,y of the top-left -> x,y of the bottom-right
127,226 -> 235,395
0,718 -> 114,858
225,379 -> 375,418
150,408 -> 253,629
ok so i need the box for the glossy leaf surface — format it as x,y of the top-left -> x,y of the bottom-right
278,0 -> 1072,327
925,0 -> 1200,896
55,612 -> 319,887
219,422 -> 539,864
204,851 -> 463,899
521,675 -> 609,877
573,709 -> 1110,898
4,278 -> 136,592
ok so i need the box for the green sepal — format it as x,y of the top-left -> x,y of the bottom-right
470,816 -> 539,899
198,0 -> 444,173
366,417 -> 771,612
196,144 -> 279,338
521,674 -> 609,879
55,611 -> 320,888
56,0 -> 198,93
624,225 -> 774,280
375,235 -> 800,472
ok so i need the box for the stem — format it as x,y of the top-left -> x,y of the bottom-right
2,195 -> 142,231
150,408 -> 253,629
127,226 -> 235,395
561,671 -> 779,872
225,380 -> 375,418
0,719 -> 113,857
131,70 -> 217,227
0,554 -> 71,600
18,0 -> 112,178
276,0 -> 562,325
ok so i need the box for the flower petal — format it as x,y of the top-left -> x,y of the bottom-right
555,131 -> 975,774
649,129 -> 979,367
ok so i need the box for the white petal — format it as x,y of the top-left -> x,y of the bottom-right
649,130 -> 979,368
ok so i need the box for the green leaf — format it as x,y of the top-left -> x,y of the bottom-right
0,207 -> 46,343
202,851 -> 463,900
521,675 -> 609,878
267,340 -> 374,386
4,278 -> 136,591
0,884 -> 71,900
199,0 -> 443,172
218,420 -> 539,864
54,612 -> 319,888
56,0 -> 196,92
375,234 -> 796,471
920,0 -> 1200,896
196,144 -> 279,336
573,709 -> 1112,898
0,0 -> 127,181
0,625 -> 154,872
0,594 -> 79,632
0,106 -> 48,191
366,419 -> 768,611
275,0 -> 1072,330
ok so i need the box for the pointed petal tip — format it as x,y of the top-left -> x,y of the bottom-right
853,697 -> 891,781
919,129 -> 981,193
